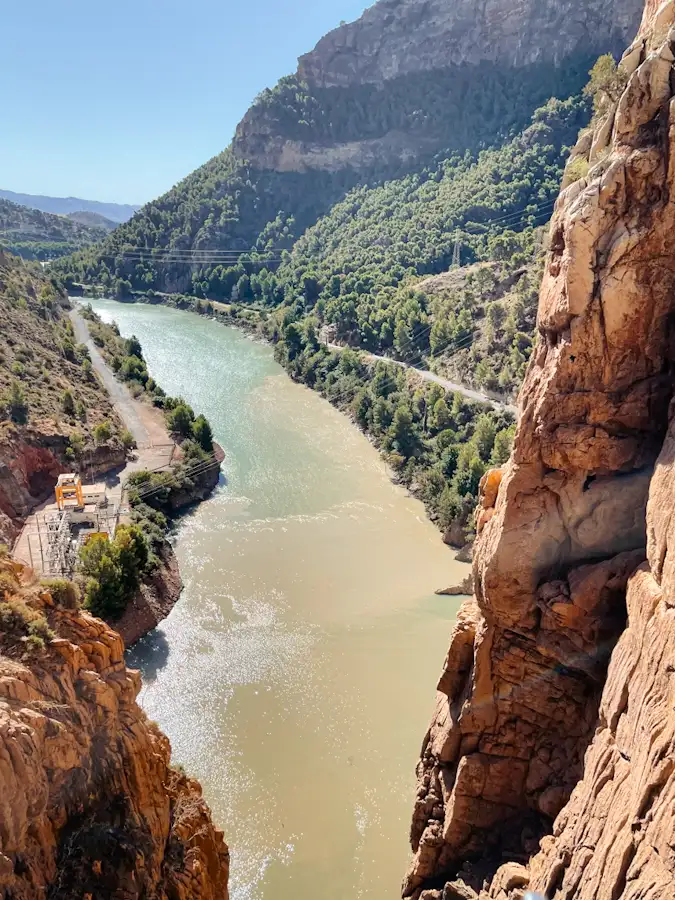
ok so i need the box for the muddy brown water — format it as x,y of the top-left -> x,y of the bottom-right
85,299 -> 468,900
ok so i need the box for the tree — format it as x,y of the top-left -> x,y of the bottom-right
93,421 -> 112,445
491,426 -> 515,465
166,402 -> 195,438
61,389 -> 75,416
432,398 -> 452,433
79,525 -> 148,620
124,335 -> 143,358
372,396 -> 393,433
7,381 -> 28,424
584,54 -> 625,114
192,414 -> 214,452
387,405 -> 419,458
474,415 -> 497,461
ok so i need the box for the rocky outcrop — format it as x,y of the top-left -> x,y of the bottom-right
298,0 -> 642,88
405,2 -> 675,898
114,542 -> 183,646
0,564 -> 229,898
234,0 -> 643,175
232,123 -> 439,174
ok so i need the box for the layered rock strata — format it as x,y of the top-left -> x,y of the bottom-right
405,2 -> 675,898
0,568 -> 229,898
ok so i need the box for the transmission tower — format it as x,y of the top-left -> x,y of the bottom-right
451,231 -> 462,269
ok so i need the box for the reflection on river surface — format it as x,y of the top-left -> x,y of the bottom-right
87,299 -> 467,900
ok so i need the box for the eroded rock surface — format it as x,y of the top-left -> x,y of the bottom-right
297,0 -> 641,88
405,2 -> 675,897
0,566 -> 229,898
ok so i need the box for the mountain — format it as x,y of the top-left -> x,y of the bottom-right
0,197 -> 109,261
60,0 -> 642,296
66,209 -> 117,230
0,188 -> 139,223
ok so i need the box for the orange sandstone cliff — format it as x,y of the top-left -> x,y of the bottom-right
405,2 -> 675,898
0,562 -> 229,898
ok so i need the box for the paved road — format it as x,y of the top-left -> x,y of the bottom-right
326,344 -> 518,416
70,307 -> 151,446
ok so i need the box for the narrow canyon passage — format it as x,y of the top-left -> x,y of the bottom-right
84,299 -> 468,900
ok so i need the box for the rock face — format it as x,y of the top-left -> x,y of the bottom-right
404,2 -> 675,898
235,0 -> 643,175
298,0 -> 642,88
0,566 -> 229,898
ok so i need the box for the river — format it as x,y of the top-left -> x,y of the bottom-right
84,299 -> 468,900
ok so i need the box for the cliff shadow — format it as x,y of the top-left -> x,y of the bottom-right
126,629 -> 170,683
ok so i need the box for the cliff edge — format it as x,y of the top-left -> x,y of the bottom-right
405,1 -> 675,897
0,560 -> 229,898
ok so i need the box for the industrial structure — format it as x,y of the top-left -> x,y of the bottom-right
21,474 -> 125,577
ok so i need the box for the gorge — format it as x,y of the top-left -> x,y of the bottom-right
5,0 -> 675,897
86,297 -> 470,900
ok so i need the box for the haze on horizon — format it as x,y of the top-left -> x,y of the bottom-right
2,0 -> 369,205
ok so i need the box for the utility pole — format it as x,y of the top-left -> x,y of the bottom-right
452,231 -> 461,269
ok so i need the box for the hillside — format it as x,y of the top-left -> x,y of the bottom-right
0,188 -> 138,223
0,197 -> 109,260
58,0 -> 641,296
66,209 -> 117,230
0,252 -> 126,543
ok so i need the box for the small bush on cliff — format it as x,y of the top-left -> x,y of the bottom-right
7,380 -> 28,424
0,570 -> 19,597
93,420 -> 112,444
0,598 -> 55,652
79,525 -> 149,620
41,578 -> 80,609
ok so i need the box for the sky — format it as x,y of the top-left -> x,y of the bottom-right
2,0 -> 370,205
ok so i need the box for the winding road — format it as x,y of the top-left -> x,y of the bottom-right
326,344 -> 519,416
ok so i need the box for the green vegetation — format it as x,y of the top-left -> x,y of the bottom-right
55,55 -> 595,298
78,525 -> 149,620
252,57 -> 594,148
272,340 -> 514,543
79,304 -> 215,453
0,198 -> 108,261
0,253 -> 124,456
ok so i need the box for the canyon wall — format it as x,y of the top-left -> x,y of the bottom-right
0,564 -> 229,898
234,0 -> 644,175
405,2 -> 675,898
297,0 -> 641,88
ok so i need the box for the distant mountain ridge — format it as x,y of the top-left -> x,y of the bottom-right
60,0 -> 643,297
0,189 -> 138,224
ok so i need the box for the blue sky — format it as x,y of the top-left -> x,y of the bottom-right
3,0 -> 370,205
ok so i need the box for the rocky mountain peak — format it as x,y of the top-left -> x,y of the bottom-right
297,0 -> 644,88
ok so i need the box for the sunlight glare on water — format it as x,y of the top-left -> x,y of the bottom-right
85,298 -> 468,900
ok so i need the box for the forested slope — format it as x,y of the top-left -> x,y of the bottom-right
0,198 -> 108,261
57,0 -> 641,295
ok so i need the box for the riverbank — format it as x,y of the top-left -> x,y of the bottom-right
84,297 -> 471,900
10,303 -> 224,646
72,290 -> 512,553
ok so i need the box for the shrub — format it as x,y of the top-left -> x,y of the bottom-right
93,421 -> 112,444
0,570 -> 19,597
7,381 -> 28,424
121,429 -> 136,450
41,578 -> 80,609
61,389 -> 76,415
0,598 -> 55,646
166,402 -> 195,438
192,415 -> 214,452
